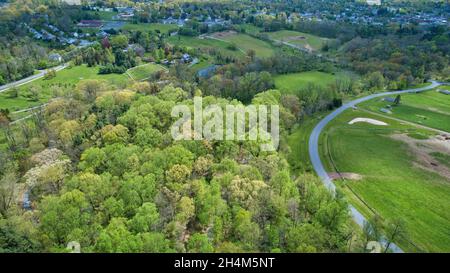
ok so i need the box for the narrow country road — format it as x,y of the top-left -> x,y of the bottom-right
0,63 -> 68,93
308,80 -> 442,253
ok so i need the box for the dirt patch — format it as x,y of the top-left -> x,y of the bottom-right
210,30 -> 237,39
391,133 -> 450,180
286,35 -> 306,41
349,117 -> 388,126
329,172 -> 363,181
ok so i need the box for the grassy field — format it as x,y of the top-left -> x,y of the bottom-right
287,111 -> 332,174
321,109 -> 450,252
122,23 -> 178,33
359,88 -> 450,132
190,58 -> 213,71
86,10 -> 117,20
126,63 -> 167,81
274,71 -> 339,94
0,65 -> 129,112
265,30 -> 330,51
219,33 -> 275,58
168,35 -> 244,59
237,24 -> 262,35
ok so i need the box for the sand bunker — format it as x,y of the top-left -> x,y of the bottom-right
348,118 -> 388,126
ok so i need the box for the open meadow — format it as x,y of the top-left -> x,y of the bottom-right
274,71 -> 339,94
214,32 -> 276,58
0,65 -> 129,112
265,30 -> 331,51
167,35 -> 244,59
126,63 -> 167,81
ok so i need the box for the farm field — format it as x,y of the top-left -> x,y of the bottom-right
126,63 -> 167,81
359,88 -> 450,132
0,65 -> 129,112
121,23 -> 178,33
265,30 -> 331,51
215,32 -> 275,58
320,109 -> 450,252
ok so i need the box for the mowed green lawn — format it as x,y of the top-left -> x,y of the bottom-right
321,109 -> 450,252
122,23 -> 178,33
168,35 -> 244,59
265,30 -> 330,51
220,33 -> 275,58
0,65 -> 129,112
359,88 -> 450,132
126,63 -> 166,81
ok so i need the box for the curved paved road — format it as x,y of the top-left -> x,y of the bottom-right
308,80 -> 442,253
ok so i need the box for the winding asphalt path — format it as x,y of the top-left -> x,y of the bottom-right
0,64 -> 68,93
308,80 -> 442,253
